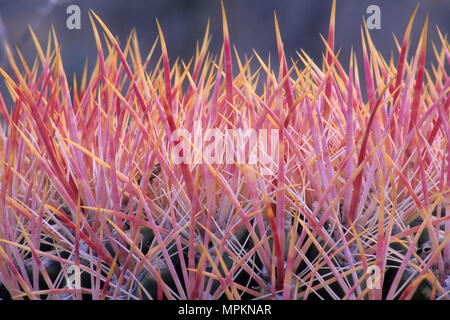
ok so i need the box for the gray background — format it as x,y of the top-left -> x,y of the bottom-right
0,0 -> 448,103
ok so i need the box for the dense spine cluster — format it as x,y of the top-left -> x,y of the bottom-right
0,2 -> 448,299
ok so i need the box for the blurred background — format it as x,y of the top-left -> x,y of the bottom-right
0,0 -> 448,103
